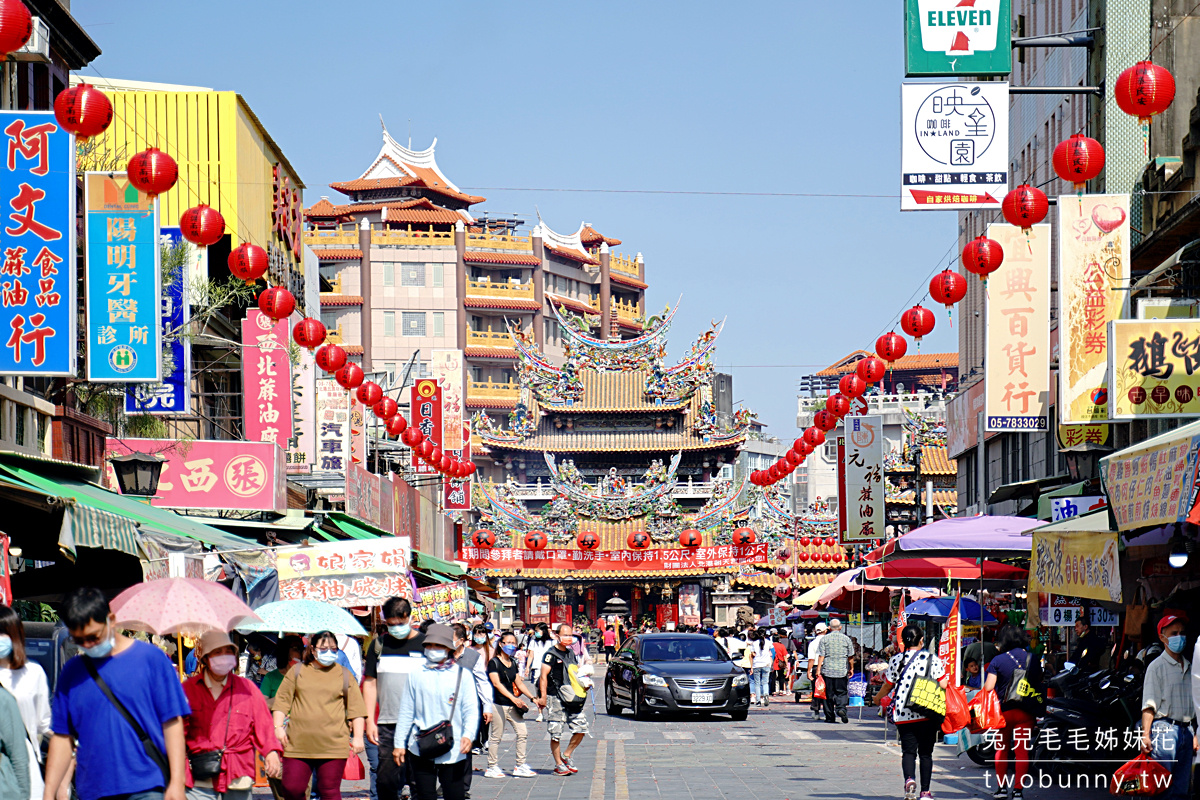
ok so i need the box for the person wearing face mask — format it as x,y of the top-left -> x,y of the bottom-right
449,623 -> 493,797
364,597 -> 426,800
271,630 -> 368,800
44,587 -> 190,800
538,624 -> 587,777
1139,612 -> 1195,800
468,624 -> 494,758
483,632 -> 537,779
0,604 -> 49,797
183,631 -> 283,800
393,624 -> 478,800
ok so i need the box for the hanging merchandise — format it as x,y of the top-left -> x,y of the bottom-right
229,243 -> 269,285
900,304 -> 935,343
258,286 -> 296,321
127,147 -> 179,197
1052,134 -> 1105,190
292,318 -> 326,352
373,397 -> 398,420
839,373 -> 867,398
524,530 -> 548,551
1001,184 -> 1049,233
335,362 -> 364,392
472,530 -> 496,548
577,531 -> 600,551
732,527 -> 757,545
679,529 -> 703,548
875,332 -> 908,363
856,356 -> 887,384
961,234 -> 1005,284
803,426 -> 826,447
929,269 -> 968,321
315,344 -> 347,373
627,530 -> 652,550
826,393 -> 851,417
180,204 -> 225,247
355,382 -> 383,407
0,0 -> 31,56
53,83 -> 113,138
385,415 -> 407,436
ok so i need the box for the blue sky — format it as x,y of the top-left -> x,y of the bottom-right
74,0 -> 960,436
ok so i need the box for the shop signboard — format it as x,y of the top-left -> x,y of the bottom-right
315,378 -> 351,473
277,536 -> 411,606
1109,319 -> 1200,418
378,472 -> 393,536
350,400 -> 366,466
1050,496 -> 1108,522
125,226 -> 191,414
985,223 -> 1051,432
900,82 -> 1009,210
410,378 -> 442,474
904,0 -> 1012,77
1029,528 -> 1122,603
431,349 -> 464,450
84,172 -> 159,381
444,423 -> 471,512
527,585 -> 550,624
287,337 -> 317,473
1101,431 -> 1200,531
394,474 -> 419,550
1037,596 -> 1118,627
836,435 -> 847,538
844,416 -> 885,543
0,114 -> 74,376
105,437 -> 286,513
410,581 -> 469,624
461,543 -> 770,571
678,584 -> 701,627
241,310 -> 293,450
346,463 -> 382,529
1057,423 -> 1109,449
1058,194 -> 1131,423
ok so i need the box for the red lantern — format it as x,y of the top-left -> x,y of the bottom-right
856,356 -> 886,384
0,0 -> 31,56
228,243 -> 269,285
1115,61 -> 1176,124
825,536 -> 836,547
803,427 -> 825,447
180,204 -> 225,247
374,397 -> 398,420
258,286 -> 296,321
732,527 -> 756,546
799,536 -> 811,547
356,382 -> 383,407
785,449 -> 802,467
1001,185 -> 1049,232
53,83 -> 112,138
438,453 -> 453,473
776,547 -> 792,561
627,530 -> 652,550
839,374 -> 867,399
577,531 -> 600,551
1052,134 -> 1105,190
524,530 -> 548,551
335,362 -> 364,391
876,332 -> 908,364
778,458 -> 795,475
767,464 -> 782,482
821,553 -> 832,563
463,462 -> 477,477
400,427 -> 423,447
929,269 -> 968,316
793,439 -> 813,457
679,528 -> 703,548
798,552 -> 810,562
425,446 -> 442,465
832,551 -> 843,562
775,583 -> 792,599
292,318 -> 326,351
472,529 -> 496,548
749,471 -> 761,486
315,344 -> 347,373
961,233 -> 1006,283
900,305 -> 936,342
826,394 -> 851,418
386,415 -> 407,436
775,565 -> 793,579
814,410 -> 838,432
127,147 -> 178,197
416,440 -> 434,460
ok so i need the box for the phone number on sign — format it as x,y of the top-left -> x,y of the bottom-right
987,416 -> 1048,430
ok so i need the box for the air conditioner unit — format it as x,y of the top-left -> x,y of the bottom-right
13,17 -> 50,63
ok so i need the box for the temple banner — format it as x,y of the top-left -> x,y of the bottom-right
461,543 -> 769,571
1108,319 -> 1200,418
411,581 -> 469,624
843,416 -> 885,543
984,222 -> 1050,432
1058,194 -> 1130,423
277,537 -> 411,605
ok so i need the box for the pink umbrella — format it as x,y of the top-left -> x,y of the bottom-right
111,577 -> 261,636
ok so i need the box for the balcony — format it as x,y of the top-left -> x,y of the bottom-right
609,252 -> 642,280
588,295 -> 642,324
305,226 -> 357,246
465,279 -> 535,302
464,231 -> 533,251
467,379 -> 520,404
465,327 -> 516,354
373,227 -> 454,247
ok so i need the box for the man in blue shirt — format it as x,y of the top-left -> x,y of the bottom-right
43,587 -> 191,800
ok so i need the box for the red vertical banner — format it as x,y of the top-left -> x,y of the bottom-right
410,379 -> 443,474
241,311 -> 293,449
836,435 -> 847,542
444,423 -> 472,511
551,604 -> 571,626
937,592 -> 961,686
0,534 -> 11,605
894,589 -> 907,650
586,588 -> 597,621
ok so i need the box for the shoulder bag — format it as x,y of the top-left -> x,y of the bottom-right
1001,651 -> 1043,712
900,650 -> 946,722
553,652 -> 586,711
84,659 -> 170,785
188,681 -> 233,779
414,665 -> 465,759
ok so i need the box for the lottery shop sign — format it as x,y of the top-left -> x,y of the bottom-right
277,537 -> 412,606
105,437 -> 286,512
460,543 -> 769,571
0,112 -> 74,376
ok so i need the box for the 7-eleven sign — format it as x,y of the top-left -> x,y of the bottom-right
905,0 -> 1011,77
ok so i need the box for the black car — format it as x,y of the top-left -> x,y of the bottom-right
604,633 -> 750,720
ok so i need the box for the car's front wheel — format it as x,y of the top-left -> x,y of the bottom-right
633,686 -> 654,720
605,681 -> 623,716
730,709 -> 748,721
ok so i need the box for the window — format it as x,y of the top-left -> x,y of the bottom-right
382,263 -> 395,287
417,360 -> 431,378
383,362 -> 397,384
402,312 -> 426,336
823,443 -> 837,460
383,311 -> 395,337
431,264 -> 443,288
432,312 -> 444,337
402,263 -> 425,287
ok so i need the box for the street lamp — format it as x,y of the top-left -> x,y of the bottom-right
109,451 -> 165,497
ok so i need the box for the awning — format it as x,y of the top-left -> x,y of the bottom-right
1027,510 -> 1121,603
411,550 -> 465,578
988,475 -> 1072,505
1100,419 -> 1200,531
329,516 -> 383,540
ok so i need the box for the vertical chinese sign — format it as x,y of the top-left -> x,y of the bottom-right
444,423 -> 472,511
0,113 -> 74,376
984,222 -> 1050,431
315,378 -> 351,473
287,338 -> 317,473
85,173 -> 160,381
125,227 -> 191,413
431,349 -> 464,450
1058,194 -> 1130,423
411,378 -> 443,474
241,310 -> 293,448
350,400 -> 366,466
1109,320 -> 1200,417
346,462 -> 381,528
836,434 -> 847,538
394,474 -> 418,550
843,416 -> 884,543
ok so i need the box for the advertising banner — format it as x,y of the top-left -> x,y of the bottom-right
277,537 -> 412,606
527,585 -> 550,624
84,172 -> 158,381
411,378 -> 443,473
350,400 -> 366,466
287,338 -> 317,472
936,593 -> 960,686
1109,319 -> 1200,418
985,223 -> 1050,431
431,349 -> 464,450
105,437 -> 286,513
904,0 -> 1012,77
844,416 -> 885,543
900,82 -> 1009,210
410,581 -> 469,624
346,463 -> 381,528
1050,496 -> 1108,522
315,378 -> 351,473
444,423 -> 471,512
125,226 -> 191,414
836,435 -> 847,538
241,310 -> 293,449
1058,194 -> 1131,423
394,475 -> 418,550
0,113 -> 75,376
1101,431 -> 1200,531
461,543 -> 770,571
678,584 -> 701,627
1029,529 -> 1122,603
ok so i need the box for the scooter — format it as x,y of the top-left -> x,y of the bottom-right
1031,660 -> 1145,775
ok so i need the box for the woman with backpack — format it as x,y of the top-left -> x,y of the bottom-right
746,629 -> 775,707
872,624 -> 948,800
271,630 -> 368,800
983,625 -> 1041,800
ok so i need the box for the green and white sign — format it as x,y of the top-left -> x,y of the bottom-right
905,0 -> 1012,77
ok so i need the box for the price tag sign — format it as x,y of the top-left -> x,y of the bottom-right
1089,607 -> 1120,627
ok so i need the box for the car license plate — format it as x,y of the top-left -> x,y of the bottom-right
691,692 -> 713,704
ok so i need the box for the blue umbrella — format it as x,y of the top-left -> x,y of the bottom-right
905,596 -> 997,625
235,599 -> 367,636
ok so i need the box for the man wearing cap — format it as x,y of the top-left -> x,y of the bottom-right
183,630 -> 283,800
817,618 -> 855,724
1140,612 -> 1196,800
807,623 -> 828,719
366,596 -> 426,800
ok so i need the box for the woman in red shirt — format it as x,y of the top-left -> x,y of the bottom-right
771,634 -> 788,695
183,630 -> 284,800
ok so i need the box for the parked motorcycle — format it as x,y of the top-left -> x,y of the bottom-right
1031,660 -> 1145,776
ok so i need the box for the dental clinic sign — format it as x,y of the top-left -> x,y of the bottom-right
905,0 -> 1012,77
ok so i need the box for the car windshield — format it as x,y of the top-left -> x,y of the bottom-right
640,638 -> 726,662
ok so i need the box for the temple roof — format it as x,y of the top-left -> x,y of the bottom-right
544,370 -> 692,413
580,224 -> 622,247
328,128 -> 485,206
815,350 -> 959,377
480,426 -> 746,454
305,197 -> 470,225
920,445 -> 956,476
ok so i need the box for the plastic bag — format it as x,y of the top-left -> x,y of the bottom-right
813,675 -> 826,700
344,752 -> 366,781
967,688 -> 1006,733
941,683 -> 971,734
1111,754 -> 1173,796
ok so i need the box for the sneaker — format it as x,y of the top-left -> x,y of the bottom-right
472,747 -> 482,755
536,712 -> 544,722
1012,791 -> 1024,800
554,764 -> 572,776
919,793 -> 933,799
992,787 -> 1008,800
763,696 -> 770,707
563,756 -> 579,773
513,764 -> 537,778
483,767 -> 506,779
904,779 -> 918,800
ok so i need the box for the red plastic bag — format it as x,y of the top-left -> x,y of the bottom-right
941,683 -> 971,734
967,689 -> 1006,733
813,675 -> 826,700
344,752 -> 366,781
1111,754 -> 1173,796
